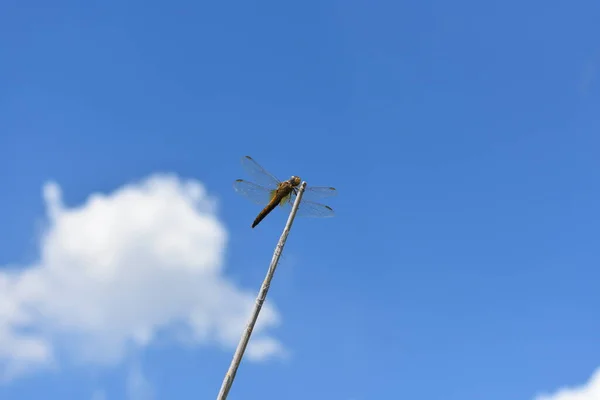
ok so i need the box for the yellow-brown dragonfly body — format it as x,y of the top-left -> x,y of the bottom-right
248,176 -> 301,228
233,156 -> 336,228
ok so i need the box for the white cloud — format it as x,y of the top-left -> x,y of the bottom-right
535,368 -> 600,400
0,174 -> 283,381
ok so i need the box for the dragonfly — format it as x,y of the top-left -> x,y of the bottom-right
233,156 -> 337,228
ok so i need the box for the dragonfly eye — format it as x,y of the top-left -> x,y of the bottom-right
291,176 -> 301,186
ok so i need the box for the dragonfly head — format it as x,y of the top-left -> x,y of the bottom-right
290,176 -> 301,186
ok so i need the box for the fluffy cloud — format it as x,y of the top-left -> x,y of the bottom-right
535,368 -> 600,400
0,174 -> 283,381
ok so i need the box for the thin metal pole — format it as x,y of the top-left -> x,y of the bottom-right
216,181 -> 307,400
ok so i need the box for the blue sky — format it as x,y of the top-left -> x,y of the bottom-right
1,1 -> 599,399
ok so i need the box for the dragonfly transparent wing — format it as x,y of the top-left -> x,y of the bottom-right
240,156 -> 281,190
282,185 -> 336,217
295,199 -> 335,218
233,179 -> 275,206
301,186 -> 337,202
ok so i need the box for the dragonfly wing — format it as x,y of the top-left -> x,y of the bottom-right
233,179 -> 276,206
295,199 -> 335,218
240,156 -> 281,189
302,186 -> 337,202
283,187 -> 336,217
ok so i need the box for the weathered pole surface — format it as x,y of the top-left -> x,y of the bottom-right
216,181 -> 307,400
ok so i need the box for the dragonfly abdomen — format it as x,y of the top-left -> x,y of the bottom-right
251,185 -> 293,228
252,199 -> 279,228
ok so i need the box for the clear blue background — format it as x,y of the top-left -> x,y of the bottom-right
1,0 -> 599,399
